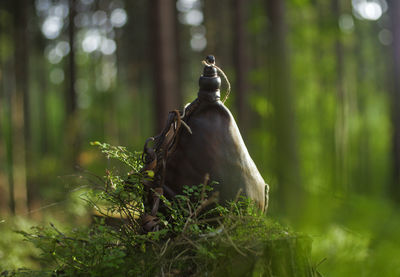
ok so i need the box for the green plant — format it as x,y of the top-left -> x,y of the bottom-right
3,142 -> 311,277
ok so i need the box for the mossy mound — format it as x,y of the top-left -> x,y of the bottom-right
2,143 -> 315,276
6,211 -> 313,276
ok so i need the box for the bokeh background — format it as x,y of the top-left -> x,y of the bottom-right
1,0 -> 400,275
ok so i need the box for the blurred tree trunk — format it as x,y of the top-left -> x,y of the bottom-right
122,0 -> 150,146
388,0 -> 400,202
67,0 -> 77,117
203,1 -> 217,55
65,0 -> 79,166
0,20 -> 3,212
0,4 -> 14,213
13,0 -> 30,213
332,0 -> 348,191
232,0 -> 249,130
312,0 -> 335,190
1,69 -> 16,214
265,0 -> 301,215
38,40 -> 49,155
150,0 -> 180,132
2,61 -> 16,214
0,22 -> 6,212
204,0 -> 232,69
174,2 -> 183,108
354,17 -> 373,193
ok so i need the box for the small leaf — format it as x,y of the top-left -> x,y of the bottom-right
146,170 -> 155,178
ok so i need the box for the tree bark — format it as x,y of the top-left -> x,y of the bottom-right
266,0 -> 301,215
388,0 -> 400,202
150,0 -> 180,133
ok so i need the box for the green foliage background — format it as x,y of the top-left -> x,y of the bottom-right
1,0 -> 400,276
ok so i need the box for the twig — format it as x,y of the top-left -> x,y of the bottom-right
217,219 -> 247,257
160,238 -> 171,257
49,223 -> 89,244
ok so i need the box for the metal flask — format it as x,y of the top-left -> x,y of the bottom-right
142,56 -> 268,230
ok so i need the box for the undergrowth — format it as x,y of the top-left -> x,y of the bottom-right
2,142 -> 312,277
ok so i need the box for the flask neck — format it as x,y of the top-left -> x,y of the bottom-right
198,89 -> 221,102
